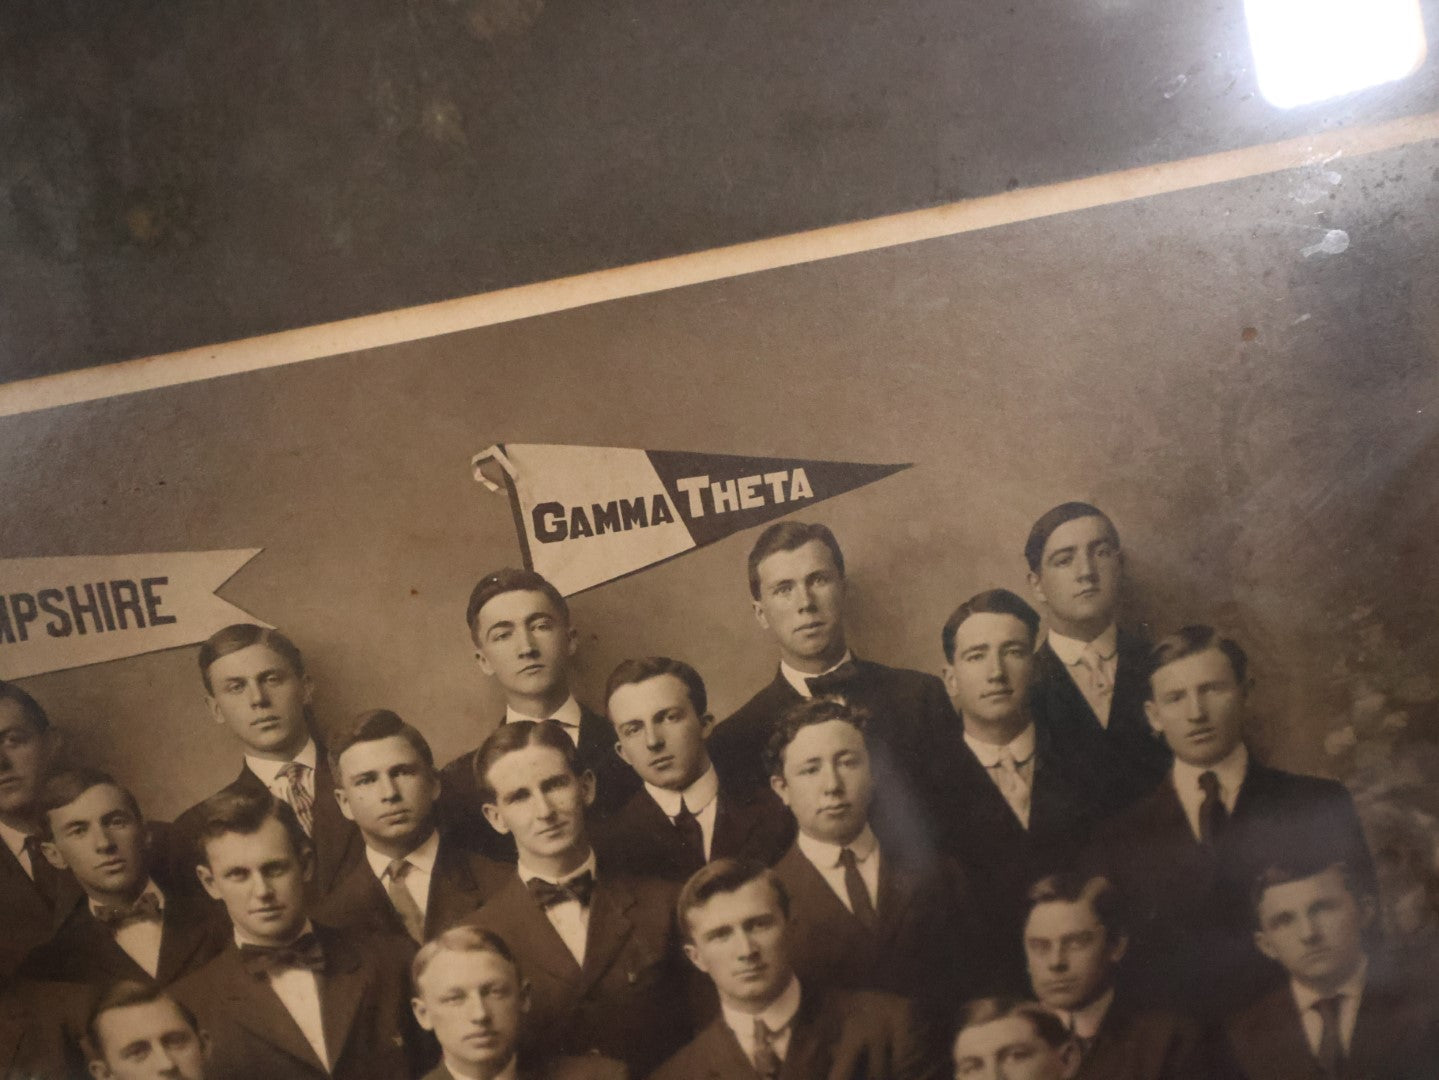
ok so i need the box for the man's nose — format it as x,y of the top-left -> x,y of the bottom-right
94,828 -> 119,853
644,723 -> 665,751
738,930 -> 760,958
378,775 -> 401,802
518,630 -> 540,656
467,991 -> 493,1024
251,874 -> 278,900
820,763 -> 844,794
248,681 -> 270,707
1075,551 -> 1098,581
796,585 -> 817,611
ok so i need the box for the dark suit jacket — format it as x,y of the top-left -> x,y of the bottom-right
0,839 -> 81,982
314,829 -> 511,940
594,776 -> 794,882
708,660 -> 957,858
463,867 -> 692,1077
1092,760 -> 1376,1018
170,744 -> 365,901
1076,1001 -> 1208,1080
438,703 -> 641,861
420,1055 -> 629,1080
771,840 -> 987,1011
172,923 -> 429,1080
1031,629 -> 1171,815
1224,975 -> 1439,1080
648,986 -> 943,1080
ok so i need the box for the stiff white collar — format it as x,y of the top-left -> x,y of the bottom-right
518,848 -> 596,888
796,824 -> 879,868
779,651 -> 854,698
365,825 -> 440,880
722,973 -> 803,1037
645,762 -> 720,818
963,723 -> 1037,768
1291,956 -> 1368,1015
1046,624 -> 1118,666
244,739 -> 318,786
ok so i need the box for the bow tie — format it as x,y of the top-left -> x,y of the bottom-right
806,659 -> 860,697
94,892 -> 163,930
239,932 -> 326,977
527,870 -> 595,909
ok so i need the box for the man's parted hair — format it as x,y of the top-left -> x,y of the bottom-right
328,708 -> 436,777
604,656 -> 708,719
676,858 -> 791,943
746,521 -> 845,600
1249,856 -> 1372,924
85,981 -> 201,1062
0,680 -> 50,733
763,696 -> 869,779
412,924 -> 521,992
1144,624 -> 1249,698
1025,872 -> 1129,943
465,568 -> 569,643
472,719 -> 582,804
941,588 -> 1042,662
199,623 -> 306,694
953,996 -> 1072,1052
191,790 -> 310,867
1023,502 -> 1119,573
38,768 -> 143,842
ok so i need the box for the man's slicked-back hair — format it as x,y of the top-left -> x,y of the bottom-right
1024,502 -> 1119,573
0,680 -> 50,733
1025,871 -> 1129,943
38,768 -> 143,841
763,696 -> 868,779
465,568 -> 569,643
953,996 -> 1072,1052
1144,624 -> 1249,698
472,719 -> 581,804
941,588 -> 1042,662
328,708 -> 436,777
604,657 -> 708,718
676,858 -> 790,943
86,981 -> 200,1062
192,790 -> 310,868
411,924 -> 521,992
1249,856 -> 1372,924
199,623 -> 306,694
746,521 -> 845,600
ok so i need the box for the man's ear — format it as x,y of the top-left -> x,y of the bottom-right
39,839 -> 67,871
300,845 -> 316,883
699,712 -> 715,735
299,674 -> 315,708
1359,894 -> 1378,931
1144,699 -> 1164,738
335,788 -> 354,823
941,665 -> 960,700
1253,928 -> 1279,964
564,623 -> 579,659
518,977 -> 533,1016
613,737 -> 635,771
1058,1039 -> 1083,1080
86,1059 -> 112,1080
411,996 -> 434,1033
482,801 -> 512,836
475,646 -> 497,679
196,863 -> 220,901
682,940 -> 709,975
206,695 -> 226,727
1106,932 -> 1129,967
752,599 -> 771,633
1027,569 -> 1048,609
579,769 -> 597,809
770,774 -> 791,809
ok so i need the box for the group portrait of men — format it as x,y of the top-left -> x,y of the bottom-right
0,500 -> 1432,1080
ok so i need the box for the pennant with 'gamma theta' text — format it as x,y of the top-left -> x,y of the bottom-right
472,444 -> 910,596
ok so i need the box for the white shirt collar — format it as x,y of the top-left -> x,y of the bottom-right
365,826 -> 440,881
234,918 -> 315,950
89,879 -> 164,918
722,973 -> 803,1042
517,848 -> 596,888
1050,987 -> 1115,1040
1291,956 -> 1368,1014
1046,624 -> 1118,666
244,739 -> 318,786
795,824 -> 878,869
779,650 -> 854,699
504,695 -> 583,730
963,723 -> 1037,768
645,762 -> 720,818
441,1053 -> 519,1080
1172,743 -> 1249,807
0,820 -> 32,861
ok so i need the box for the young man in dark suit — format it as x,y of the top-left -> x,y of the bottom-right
460,719 -> 692,1078
84,982 -> 214,1080
0,681 -> 80,981
173,791 -> 429,1080
1093,626 -> 1375,1020
317,709 -> 510,942
1023,503 -> 1170,815
951,998 -> 1081,1080
410,925 -> 628,1080
763,696 -> 983,1016
439,569 -> 639,861
1224,857 -> 1439,1080
594,657 -> 793,882
931,589 -> 1096,983
652,858 -> 942,1080
1022,872 -> 1205,1080
705,521 -> 955,848
171,625 -> 364,902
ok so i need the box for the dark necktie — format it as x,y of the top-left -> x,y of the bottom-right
94,892 -> 163,931
385,858 -> 426,943
22,835 -> 64,909
672,798 -> 705,863
239,932 -> 326,977
527,870 -> 596,910
1066,1013 -> 1093,1058
752,1018 -> 782,1080
806,659 -> 860,697
838,847 -> 878,929
1313,995 -> 1345,1077
1197,770 -> 1229,845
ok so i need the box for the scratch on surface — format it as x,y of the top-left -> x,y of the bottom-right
1301,229 -> 1350,257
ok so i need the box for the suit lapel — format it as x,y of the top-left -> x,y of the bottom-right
577,876 -> 637,995
316,929 -> 368,1069
1039,640 -> 1103,733
953,738 -> 1028,841
218,947 -> 328,1070
779,846 -> 867,951
874,854 -> 920,943
67,907 -> 152,982
497,875 -> 584,983
780,987 -> 832,1080
311,753 -> 361,893
700,1016 -> 762,1079
156,894 -> 220,984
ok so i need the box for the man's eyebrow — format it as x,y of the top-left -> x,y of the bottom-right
484,620 -> 516,634
1046,543 -> 1078,560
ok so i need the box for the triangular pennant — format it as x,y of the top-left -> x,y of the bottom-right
473,444 -> 910,596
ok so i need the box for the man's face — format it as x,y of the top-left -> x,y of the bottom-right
683,878 -> 794,1010
770,719 -> 872,846
335,735 -> 441,849
952,1016 -> 1080,1080
751,541 -> 847,670
1024,899 -> 1125,1013
43,783 -> 147,902
0,700 -> 56,820
1255,866 -> 1372,992
481,744 -> 594,865
412,948 -> 526,1073
196,816 -> 311,945
1144,647 -> 1246,767
204,644 -> 312,758
473,590 -> 576,703
943,613 -> 1035,731
1028,516 -> 1122,637
89,998 -> 209,1080
609,674 -> 712,792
